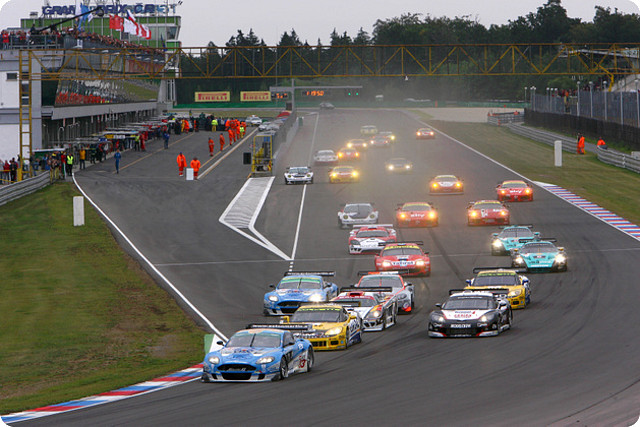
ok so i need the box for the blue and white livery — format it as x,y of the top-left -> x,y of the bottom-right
264,271 -> 339,316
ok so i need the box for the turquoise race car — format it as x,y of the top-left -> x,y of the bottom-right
511,239 -> 567,273
491,225 -> 538,256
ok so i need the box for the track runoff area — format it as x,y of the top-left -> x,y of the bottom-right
6,108 -> 640,425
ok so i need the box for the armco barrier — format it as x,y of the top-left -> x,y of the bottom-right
0,172 -> 53,207
596,147 -> 640,173
506,123 -> 640,174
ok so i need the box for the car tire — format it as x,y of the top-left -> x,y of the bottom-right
305,349 -> 314,372
275,357 -> 289,381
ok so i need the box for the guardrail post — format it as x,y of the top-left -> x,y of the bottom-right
554,140 -> 563,167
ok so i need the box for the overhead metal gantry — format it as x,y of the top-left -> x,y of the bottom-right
17,42 -> 640,180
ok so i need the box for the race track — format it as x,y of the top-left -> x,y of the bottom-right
25,109 -> 640,426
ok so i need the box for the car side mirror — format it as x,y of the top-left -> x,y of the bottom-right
216,340 -> 224,345
349,314 -> 357,320
280,316 -> 290,324
269,284 -> 275,288
523,278 -> 529,285
435,303 -> 442,308
492,233 -> 498,237
465,279 -> 472,285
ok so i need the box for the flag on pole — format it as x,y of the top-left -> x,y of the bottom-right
109,15 -> 124,31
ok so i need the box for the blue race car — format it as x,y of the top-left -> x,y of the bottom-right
511,239 -> 567,273
201,325 -> 314,382
490,225 -> 538,255
264,271 -> 339,316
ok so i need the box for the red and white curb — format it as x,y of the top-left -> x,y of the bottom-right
535,182 -> 640,241
1,364 -> 203,425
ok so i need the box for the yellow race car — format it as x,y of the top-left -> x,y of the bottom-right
282,304 -> 363,350
464,268 -> 531,309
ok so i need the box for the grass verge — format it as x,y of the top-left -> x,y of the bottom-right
420,116 -> 640,226
0,182 -> 205,414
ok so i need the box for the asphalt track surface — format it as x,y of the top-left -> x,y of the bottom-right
25,110 -> 640,426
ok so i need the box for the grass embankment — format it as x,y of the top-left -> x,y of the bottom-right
421,116 -> 640,226
0,182 -> 205,414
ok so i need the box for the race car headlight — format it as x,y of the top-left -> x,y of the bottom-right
508,289 -> 522,297
387,165 -> 394,170
362,142 -> 368,147
500,190 -> 507,194
347,143 -> 353,148
366,310 -> 382,319
514,256 -> 524,265
338,153 -> 344,158
415,260 -> 425,267
428,211 -> 436,219
455,182 -> 462,188
405,164 -> 411,169
256,356 -> 275,364
431,314 -> 444,323
325,327 -> 343,336
382,261 -> 391,268
306,174 -> 312,177
308,294 -> 324,302
555,254 -> 567,264
331,173 -> 338,178
400,213 -> 407,219
208,356 -> 220,365
369,214 -> 376,219
355,153 -> 360,157
432,183 -> 439,188
525,188 -> 532,195
352,171 -> 359,177
500,210 -> 508,216
268,295 -> 279,302
343,214 -> 349,219
469,211 -> 478,217
391,135 -> 395,140
492,240 -> 503,248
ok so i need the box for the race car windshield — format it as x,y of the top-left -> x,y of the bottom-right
381,247 -> 422,256
473,203 -> 502,210
359,276 -> 403,289
227,331 -> 282,348
288,167 -> 309,174
277,278 -> 322,290
520,243 -> 557,254
344,204 -> 372,214
357,230 -> 388,238
502,182 -> 527,188
474,275 -> 518,286
317,150 -> 334,156
334,167 -> 354,173
499,228 -> 534,238
443,298 -> 496,310
402,205 -> 431,212
436,176 -> 457,182
292,309 -> 344,322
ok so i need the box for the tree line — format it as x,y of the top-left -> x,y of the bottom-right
176,0 -> 640,104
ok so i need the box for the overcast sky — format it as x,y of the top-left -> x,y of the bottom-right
1,0 -> 639,46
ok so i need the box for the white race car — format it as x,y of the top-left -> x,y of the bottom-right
245,115 -> 263,126
284,166 -> 314,184
348,224 -> 397,254
313,149 -> 338,165
332,288 -> 398,331
338,203 -> 379,228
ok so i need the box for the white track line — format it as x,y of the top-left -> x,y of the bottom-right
72,174 -> 228,341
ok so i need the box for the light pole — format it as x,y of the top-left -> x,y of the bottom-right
576,81 -> 580,117
620,86 -> 624,125
589,81 -> 594,117
524,86 -> 528,104
531,86 -> 536,111
635,77 -> 640,127
603,80 -> 608,121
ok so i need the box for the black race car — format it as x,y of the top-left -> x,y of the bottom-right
428,290 -> 512,338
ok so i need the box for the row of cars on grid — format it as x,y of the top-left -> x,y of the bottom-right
202,125 -> 570,382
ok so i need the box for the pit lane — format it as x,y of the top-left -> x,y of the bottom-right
27,108 -> 640,426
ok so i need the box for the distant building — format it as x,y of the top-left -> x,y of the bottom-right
0,1 -> 181,160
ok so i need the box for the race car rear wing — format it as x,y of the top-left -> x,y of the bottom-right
518,237 -> 557,243
396,203 -> 435,209
247,323 -> 312,331
351,224 -> 394,229
381,241 -> 424,246
357,270 -> 410,276
449,289 -> 508,298
472,267 -> 527,274
340,287 -> 393,294
284,271 -> 336,277
464,287 -> 510,296
499,224 -> 533,229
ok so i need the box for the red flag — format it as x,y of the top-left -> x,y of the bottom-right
109,15 -> 124,31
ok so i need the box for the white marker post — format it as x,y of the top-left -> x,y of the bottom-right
73,196 -> 85,226
185,168 -> 194,180
554,140 -> 563,167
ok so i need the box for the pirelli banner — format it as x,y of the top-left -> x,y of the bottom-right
195,92 -> 230,102
240,91 -> 271,102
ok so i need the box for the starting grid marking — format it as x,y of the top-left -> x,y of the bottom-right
535,182 -> 640,241
1,364 -> 203,424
